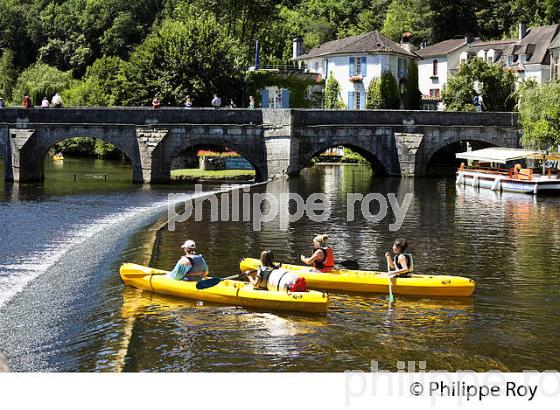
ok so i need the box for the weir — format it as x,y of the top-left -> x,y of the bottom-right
0,108 -> 520,183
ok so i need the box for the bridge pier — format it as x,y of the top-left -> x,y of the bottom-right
136,127 -> 170,183
395,133 -> 424,176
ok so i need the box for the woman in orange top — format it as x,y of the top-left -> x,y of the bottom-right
300,234 -> 335,272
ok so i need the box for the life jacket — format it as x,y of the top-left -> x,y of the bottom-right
393,253 -> 413,274
313,246 -> 335,272
186,254 -> 207,274
256,267 -> 273,290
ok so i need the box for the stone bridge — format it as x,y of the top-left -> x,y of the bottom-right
0,108 -> 520,183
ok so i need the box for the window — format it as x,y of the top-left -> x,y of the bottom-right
398,58 -> 408,79
432,59 -> 438,76
355,57 -> 361,76
355,92 -> 361,109
429,89 -> 441,97
314,61 -> 319,71
508,55 -> 514,65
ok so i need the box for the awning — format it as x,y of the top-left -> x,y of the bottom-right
455,148 -> 545,164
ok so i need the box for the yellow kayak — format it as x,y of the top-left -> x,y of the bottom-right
53,154 -> 64,160
120,263 -> 329,313
239,258 -> 475,297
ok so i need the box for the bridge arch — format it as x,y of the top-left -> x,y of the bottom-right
417,131 -> 518,176
290,129 -> 399,177
159,131 -> 268,182
22,127 -> 143,182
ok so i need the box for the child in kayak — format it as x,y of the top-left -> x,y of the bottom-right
248,250 -> 307,292
385,239 -> 413,277
167,240 -> 209,281
300,234 -> 335,272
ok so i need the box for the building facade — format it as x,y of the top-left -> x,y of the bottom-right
293,31 -> 418,109
417,24 -> 559,109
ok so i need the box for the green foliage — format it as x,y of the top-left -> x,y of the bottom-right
244,70 -> 322,108
402,60 -> 422,109
366,72 -> 400,109
518,81 -> 560,149
382,0 -> 433,44
430,0 -> 477,43
53,137 -> 122,159
341,147 -> 368,163
12,63 -> 75,107
119,16 -> 241,106
0,49 -> 17,102
62,56 -> 127,106
442,58 -> 516,112
324,72 -> 346,109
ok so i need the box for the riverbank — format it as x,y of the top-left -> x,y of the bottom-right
170,168 -> 255,182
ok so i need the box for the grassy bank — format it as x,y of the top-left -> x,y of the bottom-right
171,169 -> 255,182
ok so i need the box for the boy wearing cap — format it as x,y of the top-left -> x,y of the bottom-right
167,240 -> 209,281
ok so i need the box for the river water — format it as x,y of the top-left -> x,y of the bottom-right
0,159 -> 559,372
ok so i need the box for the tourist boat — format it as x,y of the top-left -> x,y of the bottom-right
239,258 -> 475,297
119,263 -> 329,313
455,148 -> 560,194
53,154 -> 64,161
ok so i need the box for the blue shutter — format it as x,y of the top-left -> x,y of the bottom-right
348,91 -> 354,109
260,89 -> 269,108
361,56 -> 367,77
281,89 -> 290,108
349,57 -> 355,76
360,92 -> 366,110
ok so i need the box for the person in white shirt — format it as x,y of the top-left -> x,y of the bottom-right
211,94 -> 221,109
41,97 -> 50,108
52,92 -> 63,108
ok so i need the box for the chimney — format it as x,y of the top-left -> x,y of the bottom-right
292,37 -> 303,59
464,33 -> 475,44
519,23 -> 527,40
400,32 -> 415,53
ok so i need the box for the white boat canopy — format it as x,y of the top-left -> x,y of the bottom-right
456,148 -> 545,164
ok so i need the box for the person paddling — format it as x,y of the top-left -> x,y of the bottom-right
167,240 -> 209,281
300,234 -> 334,272
246,250 -> 280,290
247,250 -> 307,292
385,239 -> 413,277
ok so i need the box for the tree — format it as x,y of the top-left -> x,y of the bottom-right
11,63 -> 75,107
402,60 -> 422,109
63,56 -> 127,106
0,50 -> 17,102
324,72 -> 345,109
366,72 -> 400,109
518,81 -> 560,149
430,0 -> 477,43
119,16 -> 242,106
382,0 -> 433,45
442,58 -> 516,112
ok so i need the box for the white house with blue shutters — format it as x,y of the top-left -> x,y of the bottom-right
292,31 -> 418,109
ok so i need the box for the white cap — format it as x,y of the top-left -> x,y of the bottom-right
181,240 -> 196,250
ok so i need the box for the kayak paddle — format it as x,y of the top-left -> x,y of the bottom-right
387,259 -> 395,305
196,273 -> 242,290
336,259 -> 360,270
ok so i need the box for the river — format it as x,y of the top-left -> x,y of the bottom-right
0,158 -> 559,372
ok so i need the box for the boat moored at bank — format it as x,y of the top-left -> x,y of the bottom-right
455,148 -> 560,194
